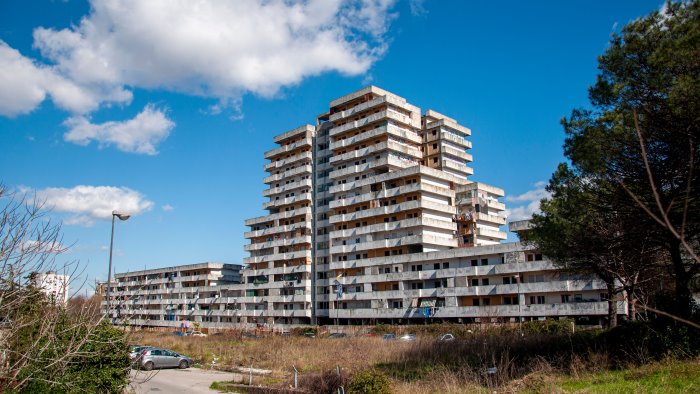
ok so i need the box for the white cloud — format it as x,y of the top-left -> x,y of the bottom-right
0,40 -> 131,117
409,0 -> 428,16
18,0 -> 397,114
505,182 -> 550,221
33,185 -> 154,226
161,204 -> 174,212
64,104 -> 175,155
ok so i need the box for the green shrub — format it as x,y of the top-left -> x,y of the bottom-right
347,370 -> 392,394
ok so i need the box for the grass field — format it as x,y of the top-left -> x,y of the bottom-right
129,329 -> 700,393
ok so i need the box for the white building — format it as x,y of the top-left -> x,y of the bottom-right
30,271 -> 69,306
103,87 -> 623,329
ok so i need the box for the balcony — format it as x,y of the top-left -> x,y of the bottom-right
264,151 -> 312,172
264,164 -> 313,184
440,130 -> 472,149
244,222 -> 311,238
440,143 -> 473,162
441,159 -> 473,176
262,179 -> 312,197
329,155 -> 416,180
329,124 -> 422,151
329,200 -> 454,224
329,95 -> 415,122
329,140 -> 421,165
273,125 -> 314,144
244,235 -> 312,251
264,137 -> 313,160
245,207 -> 312,226
262,193 -> 312,210
475,227 -> 508,240
330,217 -> 455,239
244,250 -> 311,265
329,182 -> 453,209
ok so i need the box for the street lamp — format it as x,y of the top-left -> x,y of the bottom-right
106,210 -> 130,321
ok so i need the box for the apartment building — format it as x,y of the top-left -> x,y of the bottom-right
239,86 -> 617,327
102,262 -> 242,325
30,271 -> 69,306
104,87 -> 619,329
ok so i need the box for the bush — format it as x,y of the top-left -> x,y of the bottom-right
347,370 -> 392,394
522,318 -> 575,335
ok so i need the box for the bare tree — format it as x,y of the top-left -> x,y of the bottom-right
0,185 -> 129,392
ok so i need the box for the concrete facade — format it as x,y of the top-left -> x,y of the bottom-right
103,87 -> 619,329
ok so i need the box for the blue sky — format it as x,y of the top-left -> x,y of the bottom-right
0,0 -> 663,293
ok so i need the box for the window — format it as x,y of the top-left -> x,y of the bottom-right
471,279 -> 479,287
442,262 -> 449,269
471,259 -> 478,267
481,258 -> 488,266
482,298 -> 491,306
434,263 -> 440,270
561,294 -> 571,303
481,278 -> 489,286
472,299 -> 480,306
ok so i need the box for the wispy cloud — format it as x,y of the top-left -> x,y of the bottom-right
31,185 -> 154,226
161,204 -> 174,212
63,104 -> 174,155
505,181 -> 550,221
409,0 -> 428,16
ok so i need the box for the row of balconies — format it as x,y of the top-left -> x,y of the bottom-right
334,302 -> 610,319
329,123 -> 422,151
244,235 -> 312,251
440,143 -> 473,162
263,164 -> 313,184
262,193 -> 312,210
441,159 -> 473,176
329,140 -> 421,165
264,137 -> 313,160
243,249 -> 311,265
245,206 -> 312,226
244,221 -> 312,239
264,151 -> 312,172
328,200 -> 455,224
425,117 -> 471,137
272,125 -> 314,144
333,280 -> 604,302
262,178 -> 312,197
330,109 -> 420,137
440,130 -> 472,149
329,217 -> 456,239
328,94 -> 414,123
329,182 -> 453,210
329,155 -> 416,180
330,233 -> 457,254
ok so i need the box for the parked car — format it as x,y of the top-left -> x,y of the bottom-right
129,345 -> 153,365
138,348 -> 193,371
186,331 -> 208,337
398,334 -> 416,341
172,331 -> 185,337
383,334 -> 396,341
439,333 -> 455,342
328,332 -> 347,338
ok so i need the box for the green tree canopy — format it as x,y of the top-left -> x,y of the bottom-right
528,1 -> 699,318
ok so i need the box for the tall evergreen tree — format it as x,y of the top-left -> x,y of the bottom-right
528,1 -> 699,318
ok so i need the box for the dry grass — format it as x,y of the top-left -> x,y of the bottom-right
127,327 -> 699,393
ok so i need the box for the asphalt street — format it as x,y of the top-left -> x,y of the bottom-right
130,368 -> 240,393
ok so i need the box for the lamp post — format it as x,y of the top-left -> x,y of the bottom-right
106,210 -> 130,321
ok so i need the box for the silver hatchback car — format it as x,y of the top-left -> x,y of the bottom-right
139,347 -> 193,370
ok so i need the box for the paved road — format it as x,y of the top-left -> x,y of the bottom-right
130,368 -> 239,393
